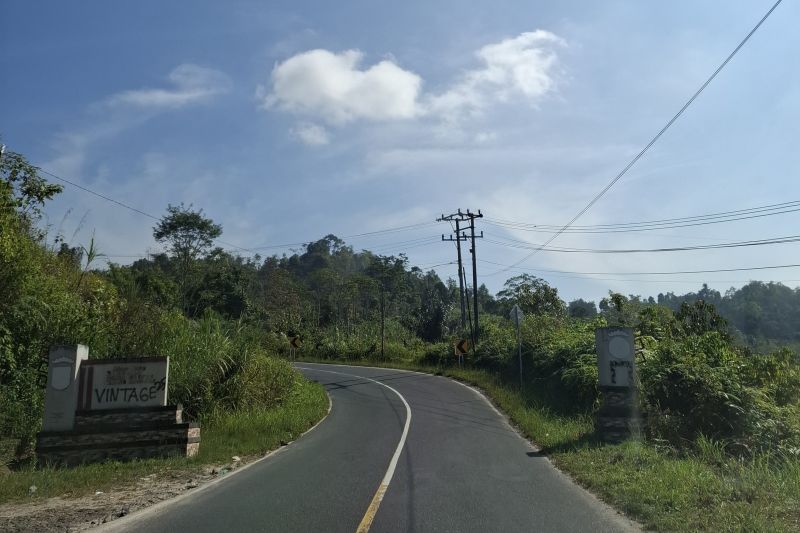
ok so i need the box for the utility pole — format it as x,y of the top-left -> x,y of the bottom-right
438,218 -> 469,330
438,209 -> 483,341
455,220 -> 466,330
465,209 -> 483,340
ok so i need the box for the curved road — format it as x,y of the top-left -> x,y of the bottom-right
108,364 -> 638,532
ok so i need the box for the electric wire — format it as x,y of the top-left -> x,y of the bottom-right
482,232 -> 800,254
36,166 -> 438,255
488,0 -> 785,276
478,258 -> 800,276
484,205 -> 800,234
485,198 -> 800,232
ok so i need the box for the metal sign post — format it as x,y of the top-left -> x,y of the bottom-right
454,339 -> 469,367
510,304 -> 524,389
289,337 -> 302,360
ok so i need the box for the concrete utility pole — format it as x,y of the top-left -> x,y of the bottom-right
438,209 -> 483,340
465,209 -> 483,340
455,220 -> 466,330
439,219 -> 469,330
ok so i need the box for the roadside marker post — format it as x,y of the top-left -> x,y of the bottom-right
454,339 -> 469,367
289,336 -> 302,359
510,304 -> 524,390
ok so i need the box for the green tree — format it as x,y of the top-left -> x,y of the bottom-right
366,255 -> 407,359
676,300 -> 729,338
153,203 -> 222,313
568,298 -> 598,318
0,147 -> 62,226
497,274 -> 566,317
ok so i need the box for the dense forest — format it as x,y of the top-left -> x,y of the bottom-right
2,147 -> 799,461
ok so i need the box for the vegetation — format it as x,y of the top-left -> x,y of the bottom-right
0,149 -> 327,491
2,146 -> 799,529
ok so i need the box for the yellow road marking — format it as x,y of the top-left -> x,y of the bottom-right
356,483 -> 389,533
296,365 -> 412,533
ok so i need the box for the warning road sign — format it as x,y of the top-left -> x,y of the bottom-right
454,339 -> 469,355
290,336 -> 302,349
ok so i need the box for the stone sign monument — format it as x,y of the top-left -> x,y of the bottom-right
78,357 -> 168,410
36,347 -> 199,466
595,327 -> 641,442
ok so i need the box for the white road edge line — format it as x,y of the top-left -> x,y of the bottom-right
299,362 -> 642,532
92,388 -> 333,532
296,366 -> 411,533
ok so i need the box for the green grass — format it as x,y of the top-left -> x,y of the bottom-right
0,377 -> 328,505
298,356 -> 800,532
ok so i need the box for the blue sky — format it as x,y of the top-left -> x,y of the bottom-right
2,0 -> 799,303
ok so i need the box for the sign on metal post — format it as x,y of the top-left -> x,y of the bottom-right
510,305 -> 524,389
510,304 -> 524,327
454,339 -> 469,367
288,336 -> 302,360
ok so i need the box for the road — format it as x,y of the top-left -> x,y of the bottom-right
108,363 -> 639,532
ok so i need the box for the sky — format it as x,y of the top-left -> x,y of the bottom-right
2,0 -> 800,303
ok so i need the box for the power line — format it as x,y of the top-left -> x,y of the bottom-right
36,166 -> 437,255
247,222 -> 438,250
40,169 -> 159,221
479,258 -> 800,276
490,0 -> 784,275
484,203 -> 800,234
487,198 -> 800,230
483,232 -> 800,254
40,168 -> 256,253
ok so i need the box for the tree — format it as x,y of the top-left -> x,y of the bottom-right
0,147 -> 62,226
497,274 -> 565,317
366,255 -> 407,359
568,298 -> 598,318
153,204 -> 222,313
676,300 -> 729,338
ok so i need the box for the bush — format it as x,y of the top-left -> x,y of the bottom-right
637,332 -> 800,454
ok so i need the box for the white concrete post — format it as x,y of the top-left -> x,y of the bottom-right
42,345 -> 88,432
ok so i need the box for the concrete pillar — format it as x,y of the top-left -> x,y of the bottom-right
595,328 -> 641,443
42,345 -> 88,432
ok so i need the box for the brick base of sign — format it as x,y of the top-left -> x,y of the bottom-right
74,405 -> 184,428
596,387 -> 643,443
36,405 -> 199,467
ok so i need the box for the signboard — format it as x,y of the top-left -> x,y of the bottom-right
43,345 -> 89,431
595,327 -> 635,388
290,336 -> 302,349
78,357 -> 169,410
510,304 -> 524,326
454,339 -> 469,355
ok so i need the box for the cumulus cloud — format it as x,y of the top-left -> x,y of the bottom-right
263,49 -> 422,124
428,30 -> 564,120
261,30 -> 564,141
291,122 -> 330,145
106,64 -> 232,109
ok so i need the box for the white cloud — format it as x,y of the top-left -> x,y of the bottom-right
263,49 -> 422,124
261,30 -> 564,139
291,122 -> 330,145
105,64 -> 232,109
427,30 -> 564,120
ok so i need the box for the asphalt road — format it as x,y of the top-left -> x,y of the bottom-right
108,363 -> 639,533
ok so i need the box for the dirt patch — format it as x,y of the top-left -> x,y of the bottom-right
0,458 -> 246,532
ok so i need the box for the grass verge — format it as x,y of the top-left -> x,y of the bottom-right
298,357 -> 800,532
0,377 -> 328,505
